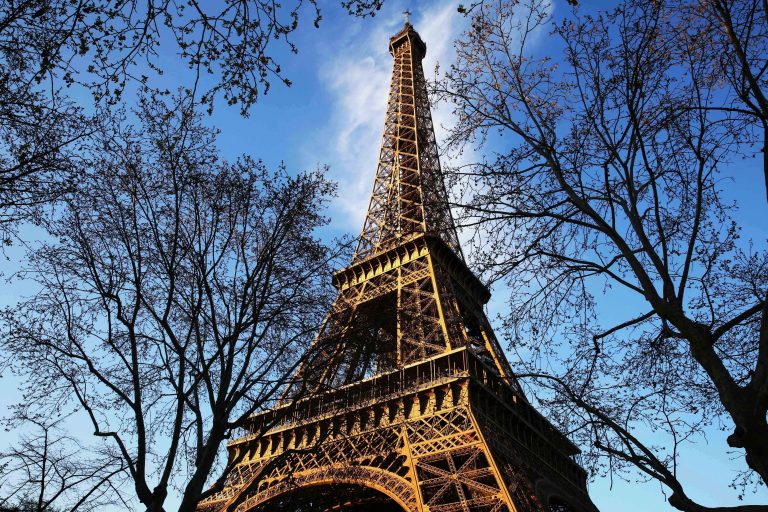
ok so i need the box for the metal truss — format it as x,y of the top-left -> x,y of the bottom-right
199,350 -> 596,512
354,24 -> 462,262
198,22 -> 598,512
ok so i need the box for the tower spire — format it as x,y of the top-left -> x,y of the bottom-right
353,21 -> 463,263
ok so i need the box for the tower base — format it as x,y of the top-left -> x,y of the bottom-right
198,348 -> 597,512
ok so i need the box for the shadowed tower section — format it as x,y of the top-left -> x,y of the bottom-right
197,20 -> 599,512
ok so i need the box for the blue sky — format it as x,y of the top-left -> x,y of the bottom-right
1,0 -> 767,510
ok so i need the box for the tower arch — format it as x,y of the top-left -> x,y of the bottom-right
240,465 -> 418,512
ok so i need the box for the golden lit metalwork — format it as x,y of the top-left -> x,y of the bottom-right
198,22 -> 598,512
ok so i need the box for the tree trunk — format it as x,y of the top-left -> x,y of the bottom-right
728,414 -> 768,487
177,425 -> 227,512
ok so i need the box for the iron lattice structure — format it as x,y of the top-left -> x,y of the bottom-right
198,23 -> 598,512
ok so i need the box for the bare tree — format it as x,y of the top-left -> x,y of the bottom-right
0,0 -> 384,241
1,92 -> 340,512
688,0 -> 768,202
0,0 -> 387,113
436,0 -> 768,510
0,416 -> 128,512
0,2 -> 91,244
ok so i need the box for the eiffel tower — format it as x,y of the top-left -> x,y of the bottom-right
198,19 -> 598,512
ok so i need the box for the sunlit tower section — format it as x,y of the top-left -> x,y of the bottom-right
197,19 -> 599,512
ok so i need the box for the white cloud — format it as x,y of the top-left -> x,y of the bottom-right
414,3 -> 465,148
